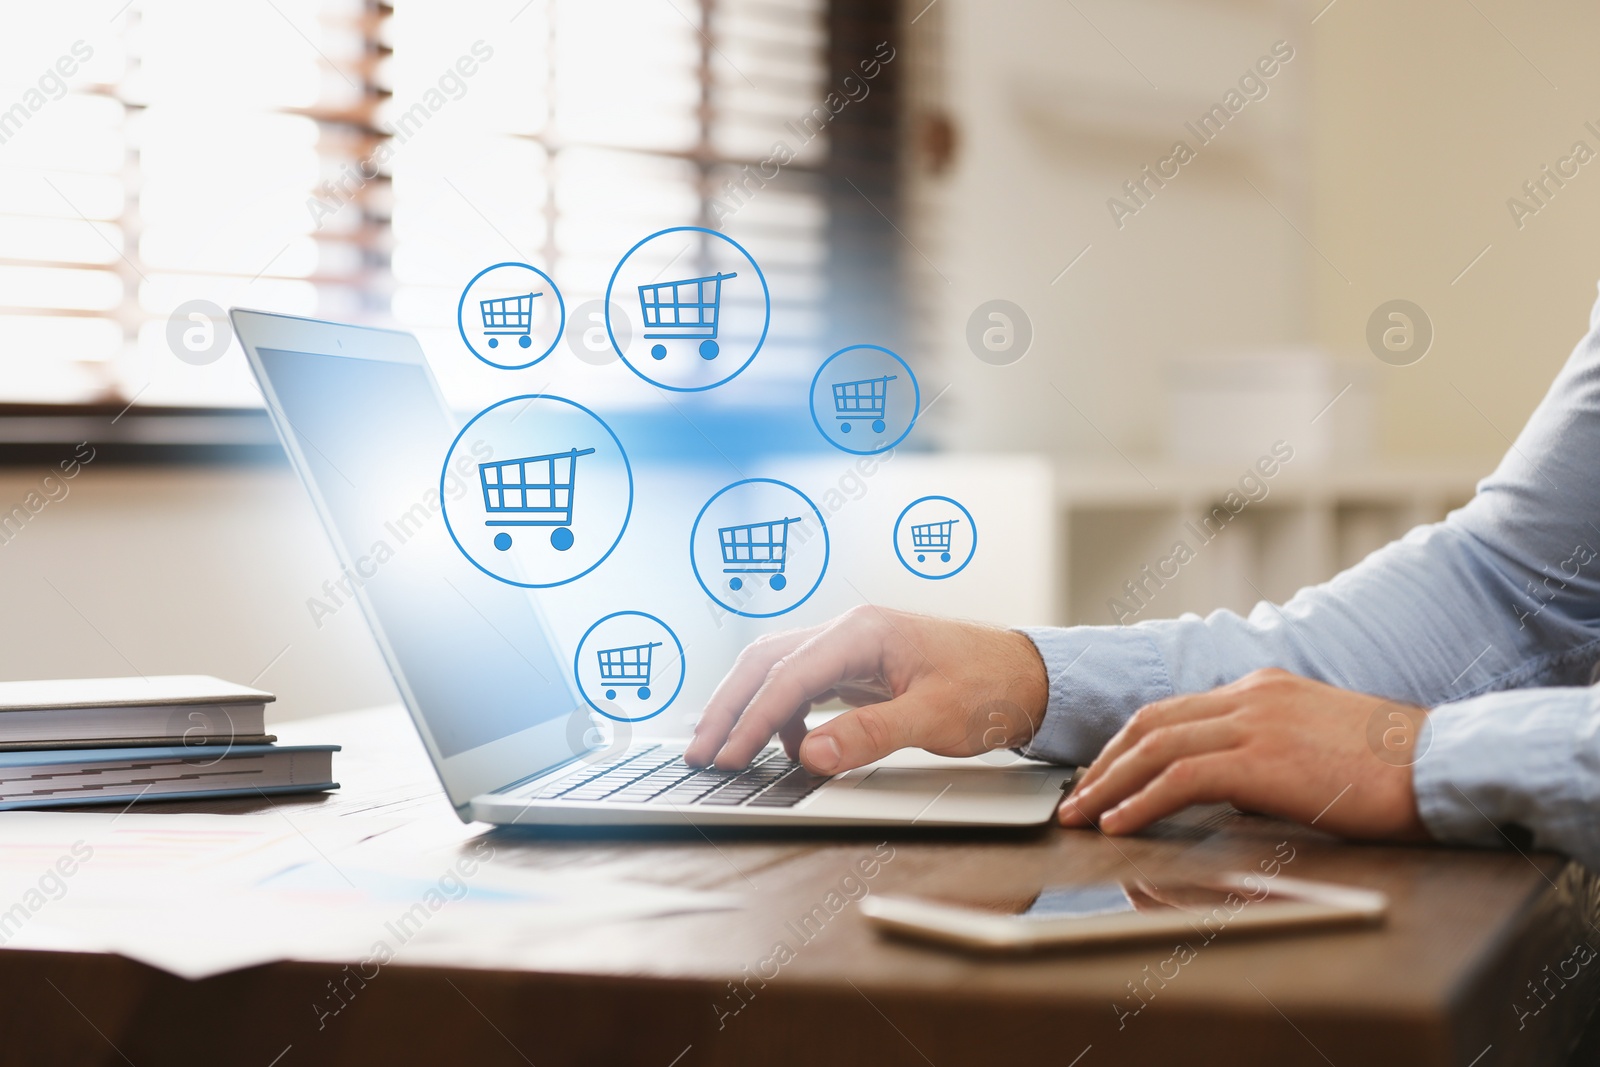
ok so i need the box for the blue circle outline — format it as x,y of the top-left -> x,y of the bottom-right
690,478 -> 829,619
457,262 -> 567,370
603,226 -> 771,392
440,394 -> 633,589
893,495 -> 977,580
809,344 -> 921,456
574,610 -> 685,723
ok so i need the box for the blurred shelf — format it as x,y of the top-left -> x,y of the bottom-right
1054,457 -> 1490,627
1057,457 -> 1489,507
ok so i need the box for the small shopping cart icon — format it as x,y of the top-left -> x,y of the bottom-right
909,518 -> 959,563
718,516 -> 802,591
638,271 -> 737,362
832,374 -> 897,434
596,641 -> 662,701
479,446 -> 596,552
480,292 -> 543,349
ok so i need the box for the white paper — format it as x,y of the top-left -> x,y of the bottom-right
0,811 -> 736,979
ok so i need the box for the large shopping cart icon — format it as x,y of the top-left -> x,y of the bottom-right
480,292 -> 543,349
638,271 -> 737,362
909,518 -> 959,563
718,516 -> 802,592
479,447 -> 596,552
596,641 -> 662,701
832,374 -> 898,434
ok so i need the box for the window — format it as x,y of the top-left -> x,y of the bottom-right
2,1 -> 376,408
1,0 -> 835,414
385,0 -> 829,412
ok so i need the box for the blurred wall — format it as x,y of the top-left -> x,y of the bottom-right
914,0 -> 1313,459
1309,0 -> 1600,461
0,465 -> 399,724
920,0 -> 1600,466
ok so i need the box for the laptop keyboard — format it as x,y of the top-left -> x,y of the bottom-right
530,745 -> 830,808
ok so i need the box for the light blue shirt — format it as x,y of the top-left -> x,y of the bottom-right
1022,283 -> 1600,871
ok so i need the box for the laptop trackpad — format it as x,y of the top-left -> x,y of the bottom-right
856,767 -> 1050,796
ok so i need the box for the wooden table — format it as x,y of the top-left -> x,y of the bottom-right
4,705 -> 1598,1067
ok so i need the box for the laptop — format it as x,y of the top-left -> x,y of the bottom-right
232,308 -> 1073,827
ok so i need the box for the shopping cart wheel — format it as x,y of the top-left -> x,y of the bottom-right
699,340 -> 719,360
651,344 -> 667,360
550,527 -> 575,551
941,552 -> 951,562
636,686 -> 651,700
494,532 -> 512,551
839,422 -> 852,433
729,577 -> 744,591
872,419 -> 886,433
488,337 -> 499,349
769,574 -> 787,591
916,554 -> 926,563
605,689 -> 617,701
518,335 -> 532,349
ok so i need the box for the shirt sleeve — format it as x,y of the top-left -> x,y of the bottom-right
1412,687 -> 1600,869
1014,280 -> 1600,862
1017,625 -> 1170,767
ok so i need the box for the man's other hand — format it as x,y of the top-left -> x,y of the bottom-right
1059,669 -> 1431,841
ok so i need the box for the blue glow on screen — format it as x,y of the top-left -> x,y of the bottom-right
259,347 -> 573,758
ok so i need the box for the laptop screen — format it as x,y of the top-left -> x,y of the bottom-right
256,345 -> 576,761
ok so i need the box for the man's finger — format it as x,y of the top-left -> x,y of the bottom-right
796,694 -> 922,774
1057,717 -> 1243,826
686,625 -> 819,766
1071,689 -> 1239,798
711,616 -> 890,768
778,704 -> 811,761
1097,753 -> 1237,835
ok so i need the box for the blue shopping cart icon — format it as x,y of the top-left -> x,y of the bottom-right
596,641 -> 662,701
909,518 -> 959,563
480,292 -> 542,350
479,447 -> 595,552
638,271 -> 737,362
832,374 -> 897,434
719,516 -> 801,592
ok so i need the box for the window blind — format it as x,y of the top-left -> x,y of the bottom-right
2,0 -> 832,413
386,0 -> 830,412
1,0 -> 378,408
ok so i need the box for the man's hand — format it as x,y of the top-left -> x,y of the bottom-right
1059,668 -> 1431,841
685,606 -> 1050,775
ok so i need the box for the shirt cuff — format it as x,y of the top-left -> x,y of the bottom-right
1016,625 -> 1174,767
1412,686 -> 1600,859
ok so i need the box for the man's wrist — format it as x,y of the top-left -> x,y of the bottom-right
1008,628 -> 1051,740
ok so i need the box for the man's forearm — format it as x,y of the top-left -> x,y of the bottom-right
1020,522 -> 1600,769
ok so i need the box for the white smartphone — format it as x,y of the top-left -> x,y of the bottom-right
860,874 -> 1387,952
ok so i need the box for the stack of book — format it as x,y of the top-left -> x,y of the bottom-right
0,676 -> 338,810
